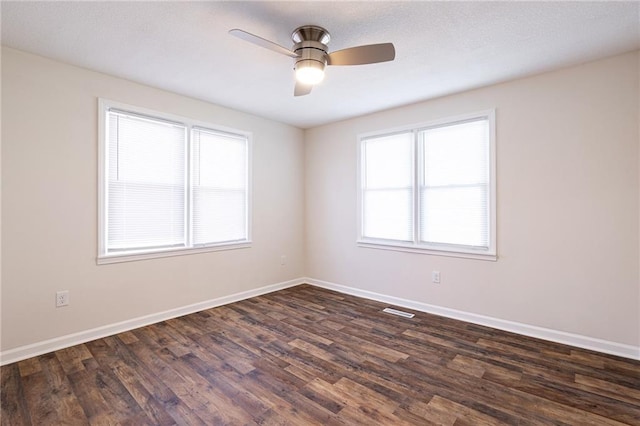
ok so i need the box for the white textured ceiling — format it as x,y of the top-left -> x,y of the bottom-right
2,1 -> 639,129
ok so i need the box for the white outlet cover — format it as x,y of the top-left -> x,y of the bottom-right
56,290 -> 69,307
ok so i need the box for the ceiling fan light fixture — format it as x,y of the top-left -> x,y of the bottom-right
295,59 -> 325,85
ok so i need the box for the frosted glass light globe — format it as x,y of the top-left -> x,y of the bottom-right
295,60 -> 325,85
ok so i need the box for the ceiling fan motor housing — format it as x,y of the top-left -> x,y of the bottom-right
291,25 -> 330,44
292,26 -> 330,76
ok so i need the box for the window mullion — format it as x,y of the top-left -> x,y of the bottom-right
186,125 -> 193,249
413,129 -> 420,246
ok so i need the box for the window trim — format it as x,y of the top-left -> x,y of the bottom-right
97,98 -> 252,264
357,110 -> 497,261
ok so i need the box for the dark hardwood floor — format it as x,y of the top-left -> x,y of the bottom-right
2,284 -> 639,425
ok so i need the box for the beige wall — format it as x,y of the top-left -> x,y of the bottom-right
1,47 -> 305,351
305,51 -> 640,346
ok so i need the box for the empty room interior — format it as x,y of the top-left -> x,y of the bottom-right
1,1 -> 640,425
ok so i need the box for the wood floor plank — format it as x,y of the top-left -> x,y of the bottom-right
17,358 -> 41,378
429,395 -> 510,426
18,369 -> 63,425
2,284 -> 639,425
83,339 -> 147,420
332,376 -> 399,414
54,345 -> 93,376
124,340 -> 211,420
161,350 -> 258,424
249,370 -> 335,425
1,364 -> 32,425
398,398 -> 459,426
40,354 -> 89,423
65,368 -> 116,422
575,373 -> 640,405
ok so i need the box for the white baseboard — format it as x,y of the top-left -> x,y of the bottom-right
0,278 -> 304,366
305,278 -> 640,361
3,276 -> 638,365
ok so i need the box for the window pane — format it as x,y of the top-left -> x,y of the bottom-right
419,118 -> 490,249
363,132 -> 413,189
108,182 -> 185,249
193,188 -> 246,243
192,129 -> 248,245
107,111 -> 186,251
420,185 -> 488,247
361,132 -> 414,242
363,189 -> 413,241
421,119 -> 488,187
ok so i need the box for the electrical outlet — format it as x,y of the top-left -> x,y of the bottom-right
56,290 -> 69,307
280,255 -> 287,266
432,271 -> 441,284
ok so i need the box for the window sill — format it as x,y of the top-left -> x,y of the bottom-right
357,240 -> 497,261
97,242 -> 252,265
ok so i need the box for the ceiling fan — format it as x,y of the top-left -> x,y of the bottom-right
229,25 -> 395,97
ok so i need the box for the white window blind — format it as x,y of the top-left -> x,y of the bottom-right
100,100 -> 251,262
192,128 -> 248,245
419,119 -> 489,249
358,111 -> 495,259
107,110 -> 187,252
361,132 -> 414,241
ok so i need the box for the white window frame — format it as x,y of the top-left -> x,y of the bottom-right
357,110 -> 496,261
98,99 -> 252,264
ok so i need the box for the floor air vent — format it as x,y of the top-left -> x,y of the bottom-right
382,307 -> 415,318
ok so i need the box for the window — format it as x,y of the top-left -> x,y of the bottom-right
358,110 -> 496,260
98,99 -> 251,263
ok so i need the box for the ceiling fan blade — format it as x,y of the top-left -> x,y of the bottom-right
229,29 -> 298,58
294,81 -> 313,97
327,43 -> 395,66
